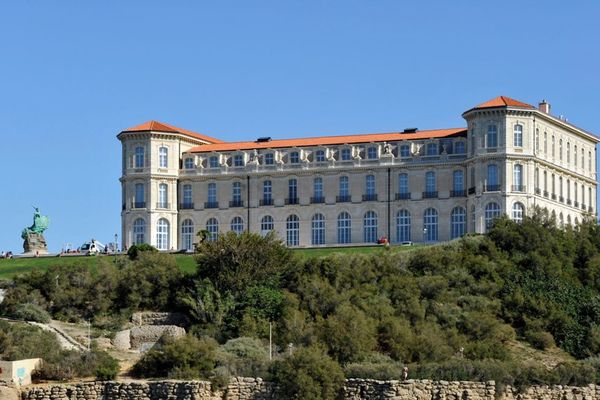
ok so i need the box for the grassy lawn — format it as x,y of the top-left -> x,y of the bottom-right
0,244 -> 423,280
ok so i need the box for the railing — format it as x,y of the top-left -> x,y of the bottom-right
589,206 -> 594,213
395,192 -> 411,200
551,194 -> 557,200
311,197 -> 325,204
156,202 -> 170,209
362,194 -> 378,201
422,191 -> 438,199
229,200 -> 244,208
450,190 -> 466,197
582,203 -> 587,210
575,201 -> 580,207
567,199 -> 572,205
205,201 -> 219,209
559,196 -> 564,203
511,185 -> 525,192
179,203 -> 194,210
535,188 -> 541,195
285,198 -> 299,205
132,202 -> 146,209
336,195 -> 351,203
486,184 -> 501,192
259,198 -> 273,206
543,190 -> 549,198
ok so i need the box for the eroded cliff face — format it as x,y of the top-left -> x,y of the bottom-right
18,378 -> 600,400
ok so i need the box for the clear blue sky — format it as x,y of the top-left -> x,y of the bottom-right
1,1 -> 599,252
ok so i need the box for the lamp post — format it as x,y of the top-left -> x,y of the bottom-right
423,227 -> 428,243
114,233 -> 118,263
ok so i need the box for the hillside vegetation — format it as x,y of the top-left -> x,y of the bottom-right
3,209 -> 600,397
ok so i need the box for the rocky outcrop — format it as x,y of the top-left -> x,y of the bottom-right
112,325 -> 186,351
18,379 -> 600,400
131,312 -> 189,327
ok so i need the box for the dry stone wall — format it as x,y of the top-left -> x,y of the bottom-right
19,379 -> 600,400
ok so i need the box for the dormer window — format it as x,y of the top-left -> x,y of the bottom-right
367,146 -> 378,159
264,153 -> 274,165
341,148 -> 352,161
233,154 -> 245,167
315,150 -> 325,162
400,144 -> 410,157
426,143 -> 438,156
209,156 -> 219,168
290,151 -> 300,164
184,158 -> 194,169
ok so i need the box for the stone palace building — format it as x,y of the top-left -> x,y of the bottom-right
117,96 -> 598,250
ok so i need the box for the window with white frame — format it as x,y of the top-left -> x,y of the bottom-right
363,211 -> 378,243
311,213 -> 325,245
396,210 -> 411,242
206,218 -> 219,241
341,148 -> 351,161
337,212 -> 351,244
451,207 -> 466,239
133,218 -> 146,245
261,215 -> 274,236
400,144 -> 410,157
159,147 -> 168,168
263,180 -> 272,203
181,219 -> 194,251
513,164 -> 523,191
487,125 -> 498,148
367,146 -> 378,159
231,216 -> 244,234
286,215 -> 300,246
156,218 -> 170,250
484,202 -> 501,231
514,124 -> 523,147
184,158 -> 194,169
423,208 -> 438,241
158,183 -> 168,208
512,202 -> 525,223
135,146 -> 144,168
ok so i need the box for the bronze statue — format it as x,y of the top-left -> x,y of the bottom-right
21,207 -> 50,254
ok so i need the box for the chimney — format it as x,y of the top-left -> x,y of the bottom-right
539,100 -> 551,114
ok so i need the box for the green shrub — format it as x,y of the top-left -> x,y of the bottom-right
11,303 -> 51,323
94,352 -> 120,380
345,354 -> 404,380
270,346 -> 344,400
525,330 -> 555,350
217,337 -> 270,377
127,243 -> 158,260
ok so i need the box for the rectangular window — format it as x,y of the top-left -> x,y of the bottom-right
487,125 -> 498,148
263,180 -> 272,204
315,150 -> 325,162
314,177 -> 323,199
400,145 -> 410,157
290,152 -> 299,163
209,156 -> 219,168
264,153 -> 274,165
453,171 -> 463,192
208,183 -> 217,203
183,185 -> 192,206
367,147 -> 377,159
426,143 -> 438,156
426,171 -> 436,193
366,175 -> 376,195
232,182 -> 242,202
288,179 -> 298,201
514,124 -> 523,147
184,158 -> 194,169
233,154 -> 244,167
135,147 -> 144,168
135,183 -> 144,206
399,173 -> 408,194
339,176 -> 349,197
454,141 -> 465,154
159,147 -> 168,168
341,148 -> 351,161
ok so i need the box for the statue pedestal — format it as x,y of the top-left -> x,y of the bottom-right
22,232 -> 48,255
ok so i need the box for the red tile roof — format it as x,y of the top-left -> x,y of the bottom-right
473,96 -> 535,110
121,120 -> 224,143
186,128 -> 467,153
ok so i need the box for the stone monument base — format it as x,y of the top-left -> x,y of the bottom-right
22,232 -> 48,255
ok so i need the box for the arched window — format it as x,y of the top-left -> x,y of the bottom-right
514,124 -> 523,147
261,216 -> 274,236
396,210 -> 411,243
486,164 -> 499,191
423,208 -> 438,242
156,218 -> 170,250
512,202 -> 525,223
567,215 -> 572,225
286,215 -> 300,246
181,219 -> 194,251
337,212 -> 352,244
450,207 -> 466,239
158,183 -> 168,208
135,146 -> 144,168
311,213 -> 325,245
484,202 -> 501,231
363,211 -> 378,243
487,124 -> 498,148
231,216 -> 244,234
133,218 -> 146,245
559,213 -> 564,227
513,164 -> 523,191
159,147 -> 168,168
206,218 -> 219,241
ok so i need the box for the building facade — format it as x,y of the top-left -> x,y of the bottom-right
118,96 -> 598,250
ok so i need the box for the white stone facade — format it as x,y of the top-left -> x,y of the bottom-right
118,98 -> 598,250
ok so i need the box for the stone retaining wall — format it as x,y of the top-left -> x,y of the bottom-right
19,379 -> 600,400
